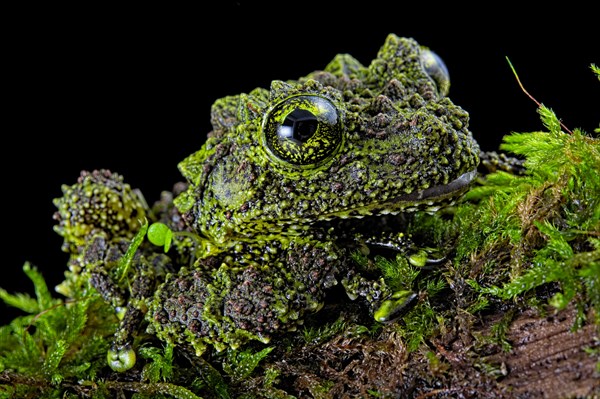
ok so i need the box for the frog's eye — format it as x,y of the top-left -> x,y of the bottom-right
262,95 -> 342,167
420,49 -> 450,97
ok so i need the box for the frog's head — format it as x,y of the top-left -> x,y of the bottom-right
176,34 -> 479,243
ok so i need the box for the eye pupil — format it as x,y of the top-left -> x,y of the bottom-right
279,109 -> 319,143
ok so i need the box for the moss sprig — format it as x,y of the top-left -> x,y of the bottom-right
461,103 -> 599,327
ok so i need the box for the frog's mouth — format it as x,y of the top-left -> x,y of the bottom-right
391,169 -> 477,204
333,169 -> 478,219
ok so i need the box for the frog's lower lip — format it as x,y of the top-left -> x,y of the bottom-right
325,169 -> 478,219
393,169 -> 477,203
367,169 -> 478,216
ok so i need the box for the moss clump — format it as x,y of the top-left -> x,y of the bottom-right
460,105 -> 599,328
0,263 -> 118,397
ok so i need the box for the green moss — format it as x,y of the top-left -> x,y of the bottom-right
0,264 -> 117,397
0,263 -> 210,398
222,347 -> 273,381
302,316 -> 350,345
139,344 -> 175,384
460,106 -> 599,329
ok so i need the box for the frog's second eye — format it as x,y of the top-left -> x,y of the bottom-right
420,49 -> 450,97
263,95 -> 342,167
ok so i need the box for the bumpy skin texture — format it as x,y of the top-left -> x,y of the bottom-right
55,34 -> 480,358
54,169 -> 147,253
175,36 -> 478,242
53,170 -> 149,298
148,34 -> 479,354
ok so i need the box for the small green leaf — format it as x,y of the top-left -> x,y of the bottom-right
43,339 -> 68,382
140,344 -> 174,383
164,229 -> 173,252
148,222 -> 170,246
0,289 -> 39,313
148,222 -> 174,252
64,298 -> 89,345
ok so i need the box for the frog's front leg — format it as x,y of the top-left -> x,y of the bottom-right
360,231 -> 446,267
343,273 -> 419,326
52,169 -> 184,371
344,229 -> 441,323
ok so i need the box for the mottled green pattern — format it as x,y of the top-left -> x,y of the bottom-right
149,34 -> 479,353
53,170 -> 149,298
177,35 -> 478,245
54,34 -> 480,359
53,170 -> 147,252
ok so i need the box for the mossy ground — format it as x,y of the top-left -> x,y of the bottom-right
1,73 -> 599,397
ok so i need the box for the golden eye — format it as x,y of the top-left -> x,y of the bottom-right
262,95 -> 342,167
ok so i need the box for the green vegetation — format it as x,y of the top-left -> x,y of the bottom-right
2,70 -> 598,398
462,104 -> 599,327
0,263 -> 116,398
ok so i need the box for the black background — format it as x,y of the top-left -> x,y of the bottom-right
2,4 -> 597,324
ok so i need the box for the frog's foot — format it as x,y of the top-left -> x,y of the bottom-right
406,247 -> 446,268
342,274 -> 392,305
107,343 -> 136,372
342,273 -> 419,323
103,295 -> 148,372
373,290 -> 418,323
361,231 -> 447,268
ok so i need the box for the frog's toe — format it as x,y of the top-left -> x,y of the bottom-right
374,290 -> 418,323
407,247 -> 446,268
107,343 -> 136,372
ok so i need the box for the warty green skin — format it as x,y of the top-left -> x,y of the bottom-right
151,34 -> 479,354
54,34 -> 480,363
176,36 -> 477,243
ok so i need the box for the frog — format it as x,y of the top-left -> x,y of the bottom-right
52,33 -> 480,372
